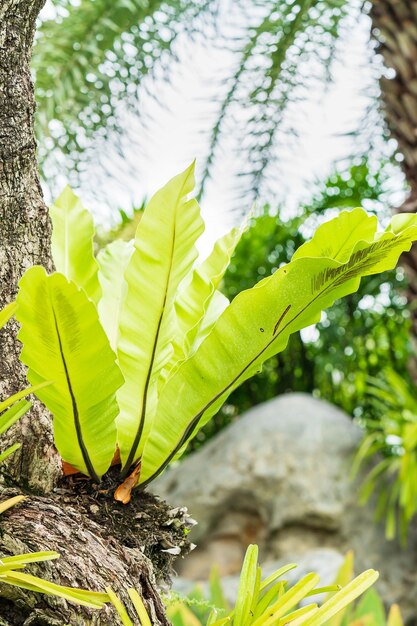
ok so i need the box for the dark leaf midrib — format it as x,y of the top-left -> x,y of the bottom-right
51,307 -> 99,482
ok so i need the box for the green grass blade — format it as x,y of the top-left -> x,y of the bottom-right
0,302 -> 17,328
301,570 -> 379,626
252,573 -> 320,626
1,551 -> 60,566
0,381 -> 51,414
0,443 -> 21,464
0,495 -> 26,514
128,588 -> 153,626
235,544 -> 259,626
259,564 -> 297,592
3,571 -> 106,608
106,587 -> 133,625
0,400 -> 31,436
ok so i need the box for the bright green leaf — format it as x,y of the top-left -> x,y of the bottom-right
174,226 -> 242,358
252,573 -> 320,626
323,551 -> 354,626
16,267 -> 123,480
0,400 -> 31,435
292,208 -> 378,263
277,604 -> 318,626
50,186 -> 101,303
259,564 -> 297,592
140,211 -> 417,486
1,552 -> 60,566
116,162 -> 205,471
253,582 -> 286,621
353,589 -> 385,626
2,571 -> 106,608
97,240 -> 133,350
0,381 -> 50,414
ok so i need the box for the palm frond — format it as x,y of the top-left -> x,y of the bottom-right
34,0 -> 215,175
199,0 -> 351,202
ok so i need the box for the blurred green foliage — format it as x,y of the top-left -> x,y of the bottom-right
304,158 -> 395,213
353,369 -> 417,543
189,158 -> 412,451
95,202 -> 145,249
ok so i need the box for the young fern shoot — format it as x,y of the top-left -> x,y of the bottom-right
14,162 -> 417,501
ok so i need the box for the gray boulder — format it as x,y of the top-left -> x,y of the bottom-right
155,394 -> 417,616
157,393 -> 361,542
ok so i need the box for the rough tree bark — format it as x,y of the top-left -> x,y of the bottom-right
370,0 -> 417,333
0,3 -> 186,623
0,0 -> 60,492
0,484 -> 192,625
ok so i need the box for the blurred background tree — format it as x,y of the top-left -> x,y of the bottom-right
34,1 -> 415,204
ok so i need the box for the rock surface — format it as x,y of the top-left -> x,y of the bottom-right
155,393 -> 417,618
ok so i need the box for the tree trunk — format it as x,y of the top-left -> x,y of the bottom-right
0,0 -> 59,492
369,0 -> 417,333
0,3 -> 184,623
0,483 -> 192,625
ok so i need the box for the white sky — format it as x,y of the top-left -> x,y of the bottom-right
39,2 -> 402,257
